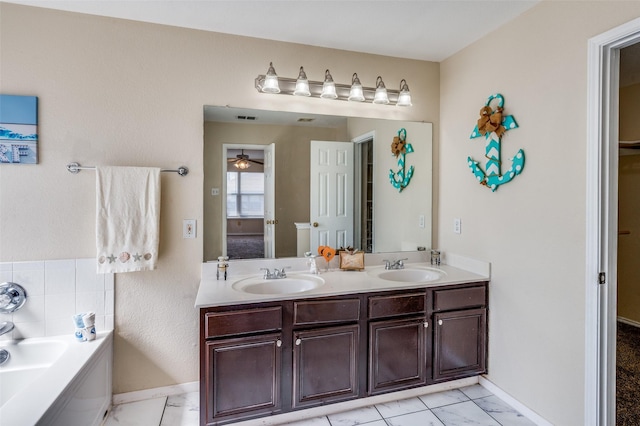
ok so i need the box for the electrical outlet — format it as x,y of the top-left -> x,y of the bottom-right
453,218 -> 462,234
183,219 -> 196,239
211,188 -> 220,196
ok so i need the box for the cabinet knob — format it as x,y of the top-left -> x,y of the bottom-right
276,339 -> 282,348
295,338 -> 302,346
438,319 -> 443,326
424,321 -> 429,328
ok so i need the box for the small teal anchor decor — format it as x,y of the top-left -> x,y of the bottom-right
389,128 -> 414,192
468,93 -> 524,192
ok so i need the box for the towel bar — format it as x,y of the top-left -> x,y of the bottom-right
66,162 -> 188,176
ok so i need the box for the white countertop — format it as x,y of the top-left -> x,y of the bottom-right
195,252 -> 490,308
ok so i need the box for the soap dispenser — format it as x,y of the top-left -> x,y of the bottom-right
304,252 -> 319,275
217,256 -> 229,280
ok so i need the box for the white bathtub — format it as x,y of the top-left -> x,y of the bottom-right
0,331 -> 113,426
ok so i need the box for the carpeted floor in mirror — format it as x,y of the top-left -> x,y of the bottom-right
617,321 -> 640,426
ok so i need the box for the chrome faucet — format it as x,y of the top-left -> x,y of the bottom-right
261,267 -> 290,279
383,258 -> 408,270
0,321 -> 14,337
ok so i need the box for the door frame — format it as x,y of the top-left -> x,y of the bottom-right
353,131 -> 375,253
221,143 -> 273,257
585,16 -> 640,426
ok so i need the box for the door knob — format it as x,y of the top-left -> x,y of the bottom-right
312,222 -> 319,227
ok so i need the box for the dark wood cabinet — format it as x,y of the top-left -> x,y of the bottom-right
368,317 -> 428,394
204,333 -> 282,424
431,284 -> 488,382
433,308 -> 486,381
292,324 -> 360,408
200,281 -> 488,425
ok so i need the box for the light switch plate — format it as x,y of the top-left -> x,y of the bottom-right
453,218 -> 461,234
183,219 -> 196,238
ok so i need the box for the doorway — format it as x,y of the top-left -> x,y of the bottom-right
222,144 -> 275,259
586,16 -> 640,426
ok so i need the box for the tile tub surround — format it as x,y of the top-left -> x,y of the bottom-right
0,258 -> 114,339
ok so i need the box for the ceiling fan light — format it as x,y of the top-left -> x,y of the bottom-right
348,73 -> 365,102
234,159 -> 251,169
293,66 -> 311,96
320,69 -> 338,99
396,79 -> 412,107
262,62 -> 280,93
373,76 -> 389,105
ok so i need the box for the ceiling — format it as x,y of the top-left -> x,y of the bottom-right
3,0 -> 539,62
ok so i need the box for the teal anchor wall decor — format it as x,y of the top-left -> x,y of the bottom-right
468,93 -> 524,191
389,128 -> 414,192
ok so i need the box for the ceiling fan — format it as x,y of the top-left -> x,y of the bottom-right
228,149 -> 263,170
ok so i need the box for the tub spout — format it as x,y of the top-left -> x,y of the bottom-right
0,321 -> 14,336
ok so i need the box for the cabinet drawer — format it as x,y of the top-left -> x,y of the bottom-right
293,299 -> 360,326
368,292 -> 426,319
205,306 -> 282,339
433,285 -> 486,312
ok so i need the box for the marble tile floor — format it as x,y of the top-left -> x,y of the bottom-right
103,385 -> 535,426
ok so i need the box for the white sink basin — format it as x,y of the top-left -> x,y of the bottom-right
371,267 -> 444,283
232,274 -> 325,295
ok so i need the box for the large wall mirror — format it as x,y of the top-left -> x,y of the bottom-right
204,106 -> 432,262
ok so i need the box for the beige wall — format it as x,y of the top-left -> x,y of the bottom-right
0,3 -> 439,394
440,2 -> 640,424
618,83 -> 640,323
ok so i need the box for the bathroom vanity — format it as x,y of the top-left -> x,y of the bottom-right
196,257 -> 489,426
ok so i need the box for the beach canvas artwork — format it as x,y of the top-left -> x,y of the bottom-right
0,95 -> 38,164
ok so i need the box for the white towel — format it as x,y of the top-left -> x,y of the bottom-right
96,166 -> 161,273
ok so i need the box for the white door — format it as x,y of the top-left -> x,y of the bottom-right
310,141 -> 354,251
263,143 -> 276,258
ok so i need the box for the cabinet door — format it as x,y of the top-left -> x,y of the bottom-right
292,324 -> 359,409
204,333 -> 282,424
368,317 -> 428,395
433,308 -> 487,381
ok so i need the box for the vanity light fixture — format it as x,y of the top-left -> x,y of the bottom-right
293,66 -> 311,96
320,69 -> 338,99
396,79 -> 412,107
261,62 -> 280,93
255,62 -> 411,106
348,73 -> 365,102
372,76 -> 389,105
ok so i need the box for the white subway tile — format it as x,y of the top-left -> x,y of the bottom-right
13,268 -> 45,296
105,273 -> 114,291
45,265 -> 76,294
45,293 -> 76,320
105,290 -> 114,316
13,321 -> 45,339
13,261 -> 44,271
104,315 -> 114,331
12,295 -> 44,323
45,317 -> 73,337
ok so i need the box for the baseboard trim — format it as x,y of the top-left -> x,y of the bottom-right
112,381 -> 199,405
479,376 -> 552,426
617,316 -> 640,328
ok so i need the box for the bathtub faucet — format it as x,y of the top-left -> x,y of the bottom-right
0,321 -> 14,336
